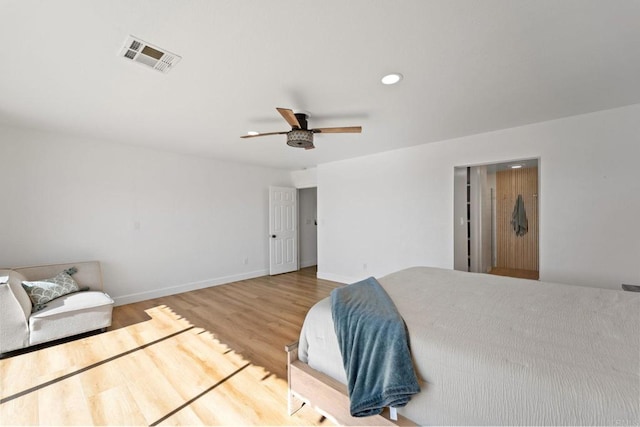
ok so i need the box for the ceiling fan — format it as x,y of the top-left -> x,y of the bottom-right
241,108 -> 362,150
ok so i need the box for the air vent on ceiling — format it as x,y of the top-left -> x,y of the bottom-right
119,36 -> 181,74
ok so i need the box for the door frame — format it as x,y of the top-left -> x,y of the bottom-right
453,157 -> 541,277
269,186 -> 299,275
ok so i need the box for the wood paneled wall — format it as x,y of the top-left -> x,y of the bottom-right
496,167 -> 539,271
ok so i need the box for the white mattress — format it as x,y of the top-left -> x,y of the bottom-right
298,267 -> 640,426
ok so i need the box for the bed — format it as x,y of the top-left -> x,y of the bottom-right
286,267 -> 640,426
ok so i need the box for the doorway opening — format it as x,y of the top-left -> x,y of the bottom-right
298,187 -> 318,269
268,186 -> 317,276
454,159 -> 539,280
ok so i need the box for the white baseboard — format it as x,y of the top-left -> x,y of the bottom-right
316,271 -> 360,284
112,269 -> 269,306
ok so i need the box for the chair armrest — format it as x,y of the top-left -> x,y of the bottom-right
0,270 -> 31,352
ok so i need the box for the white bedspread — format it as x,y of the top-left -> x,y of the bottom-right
298,267 -> 640,426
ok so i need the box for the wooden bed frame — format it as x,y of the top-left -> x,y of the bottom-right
285,341 -> 416,426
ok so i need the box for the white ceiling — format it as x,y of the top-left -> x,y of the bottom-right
1,1 -> 639,170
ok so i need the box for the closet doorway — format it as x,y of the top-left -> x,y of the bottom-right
453,159 -> 539,280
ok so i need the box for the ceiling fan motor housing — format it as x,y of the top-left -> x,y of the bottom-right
287,129 -> 314,148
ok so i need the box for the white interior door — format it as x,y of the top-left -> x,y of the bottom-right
269,186 -> 298,275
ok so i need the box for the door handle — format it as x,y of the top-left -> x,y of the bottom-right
271,235 -> 276,238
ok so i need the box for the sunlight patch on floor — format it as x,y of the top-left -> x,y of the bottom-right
0,305 -> 330,426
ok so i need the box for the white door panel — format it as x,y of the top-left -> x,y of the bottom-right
269,186 -> 298,275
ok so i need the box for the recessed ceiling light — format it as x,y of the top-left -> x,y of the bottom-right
381,73 -> 403,85
247,131 -> 259,136
510,164 -> 523,169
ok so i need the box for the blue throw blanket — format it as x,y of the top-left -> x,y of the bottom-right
331,277 -> 420,417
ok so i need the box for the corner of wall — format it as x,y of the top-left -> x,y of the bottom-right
290,167 -> 317,189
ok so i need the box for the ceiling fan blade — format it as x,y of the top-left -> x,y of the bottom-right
240,131 -> 288,139
276,108 -> 301,129
312,126 -> 362,134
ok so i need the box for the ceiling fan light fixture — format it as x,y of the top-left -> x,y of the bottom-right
381,73 -> 403,85
242,107 -> 361,149
287,129 -> 314,149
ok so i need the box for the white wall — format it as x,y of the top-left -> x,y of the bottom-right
298,187 -> 318,268
0,126 -> 292,304
317,104 -> 640,290
291,167 -> 317,189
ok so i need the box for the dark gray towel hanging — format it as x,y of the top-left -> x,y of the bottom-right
511,194 -> 528,237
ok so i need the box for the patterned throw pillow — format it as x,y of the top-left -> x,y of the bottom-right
22,268 -> 80,311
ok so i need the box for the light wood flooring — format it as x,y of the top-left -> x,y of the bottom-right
0,267 -> 341,426
489,267 -> 539,280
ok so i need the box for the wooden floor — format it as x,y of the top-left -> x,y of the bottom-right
489,267 -> 539,280
0,267 -> 341,426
